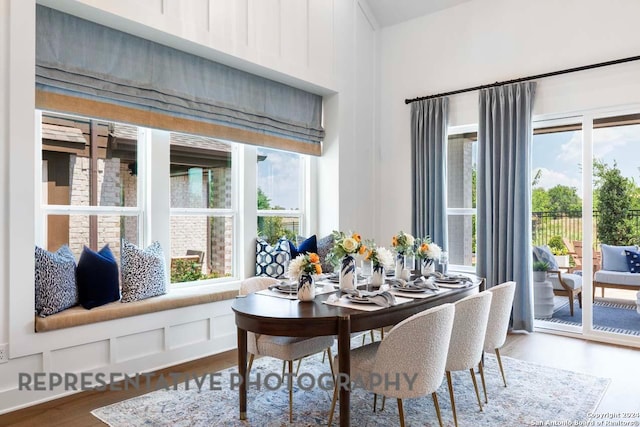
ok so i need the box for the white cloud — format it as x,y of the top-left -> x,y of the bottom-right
534,167 -> 582,195
558,125 -> 639,163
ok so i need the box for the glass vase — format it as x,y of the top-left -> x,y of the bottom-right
371,265 -> 385,289
421,258 -> 435,276
297,274 -> 315,301
394,252 -> 405,279
340,255 -> 356,290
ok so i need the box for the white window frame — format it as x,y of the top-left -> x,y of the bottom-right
447,124 -> 478,273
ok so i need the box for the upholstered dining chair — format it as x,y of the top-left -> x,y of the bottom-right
481,281 -> 516,402
445,291 -> 493,427
328,303 -> 456,427
239,277 -> 335,423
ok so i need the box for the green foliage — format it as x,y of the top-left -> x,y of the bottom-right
532,188 -> 551,212
547,185 -> 581,214
170,259 -> 224,283
547,235 -> 568,255
594,160 -> 635,245
257,187 -> 297,245
532,260 -> 550,271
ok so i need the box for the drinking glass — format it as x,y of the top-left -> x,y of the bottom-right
439,251 -> 449,275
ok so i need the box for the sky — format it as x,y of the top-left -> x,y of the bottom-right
532,123 -> 640,198
256,147 -> 303,210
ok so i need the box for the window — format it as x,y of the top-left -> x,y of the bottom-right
446,131 -> 477,270
169,133 -> 235,283
256,147 -> 306,243
40,112 -> 142,263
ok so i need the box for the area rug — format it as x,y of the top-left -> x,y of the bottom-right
92,348 -> 609,427
545,300 -> 640,336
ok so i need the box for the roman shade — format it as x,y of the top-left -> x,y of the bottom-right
35,6 -> 324,155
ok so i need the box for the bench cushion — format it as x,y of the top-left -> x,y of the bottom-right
594,270 -> 640,287
35,284 -> 238,332
548,273 -> 582,291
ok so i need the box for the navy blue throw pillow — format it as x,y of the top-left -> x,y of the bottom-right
289,235 -> 318,259
625,249 -> 640,273
77,245 -> 120,309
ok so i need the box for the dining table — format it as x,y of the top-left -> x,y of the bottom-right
231,274 -> 485,426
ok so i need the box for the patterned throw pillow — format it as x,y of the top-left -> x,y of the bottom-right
35,245 -> 78,317
121,240 -> 167,303
256,237 -> 290,278
316,234 -> 336,274
624,249 -> 640,273
289,235 -> 318,259
77,244 -> 120,309
532,245 -> 559,270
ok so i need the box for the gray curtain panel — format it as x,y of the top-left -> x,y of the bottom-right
35,6 -> 324,146
477,82 -> 536,331
411,97 -> 449,249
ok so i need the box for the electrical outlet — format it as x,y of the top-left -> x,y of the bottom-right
0,343 -> 8,364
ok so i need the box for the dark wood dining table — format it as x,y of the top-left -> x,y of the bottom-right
231,276 -> 484,426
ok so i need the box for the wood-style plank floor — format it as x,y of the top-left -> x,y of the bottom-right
1,332 -> 638,426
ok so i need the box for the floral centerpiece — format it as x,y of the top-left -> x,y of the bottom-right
391,231 -> 415,277
288,253 -> 322,301
365,245 -> 394,287
327,230 -> 366,290
415,237 -> 442,275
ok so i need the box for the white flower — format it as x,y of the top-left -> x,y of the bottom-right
376,247 -> 395,269
426,243 -> 442,260
288,255 -> 305,278
405,234 -> 415,246
341,237 -> 359,253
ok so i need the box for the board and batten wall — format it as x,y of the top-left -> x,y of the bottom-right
0,0 -> 379,413
376,0 -> 640,244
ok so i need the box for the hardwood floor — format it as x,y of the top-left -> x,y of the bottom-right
1,332 -> 638,426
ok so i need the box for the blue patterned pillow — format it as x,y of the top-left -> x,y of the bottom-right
625,249 -> 640,273
121,240 -> 167,303
256,237 -> 290,278
77,244 -> 120,309
289,235 -> 318,259
35,245 -> 78,317
532,245 -> 559,270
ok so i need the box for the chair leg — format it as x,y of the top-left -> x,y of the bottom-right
326,347 -> 335,378
362,334 -> 366,346
322,350 -> 326,363
327,382 -> 338,427
288,360 -> 294,423
577,290 -> 582,308
469,368 -> 483,412
495,348 -> 507,387
446,371 -> 458,427
370,330 -> 375,342
397,398 -> 405,427
478,361 -> 488,404
282,360 -> 286,378
373,393 -> 377,412
247,353 -> 255,374
568,295 -> 575,316
432,392 -> 444,427
381,395 -> 386,411
296,357 -> 304,376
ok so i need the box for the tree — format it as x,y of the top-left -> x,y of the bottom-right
594,160 -> 634,245
547,185 -> 581,214
532,188 -> 551,212
257,187 -> 296,244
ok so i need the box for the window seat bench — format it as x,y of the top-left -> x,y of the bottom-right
35,283 -> 239,332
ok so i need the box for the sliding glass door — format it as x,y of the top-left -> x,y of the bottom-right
533,112 -> 640,346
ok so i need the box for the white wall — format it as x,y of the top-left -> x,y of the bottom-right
377,0 -> 640,244
0,0 -> 377,413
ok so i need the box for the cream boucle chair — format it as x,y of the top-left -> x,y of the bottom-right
239,277 -> 335,423
445,291 -> 493,427
328,303 -> 455,427
482,281 -> 516,398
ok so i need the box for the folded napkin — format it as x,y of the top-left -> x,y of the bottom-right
343,289 -> 396,307
268,282 -> 298,293
388,277 -> 439,291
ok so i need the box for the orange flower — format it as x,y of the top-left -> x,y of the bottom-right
315,264 -> 322,274
309,253 -> 320,263
358,245 -> 367,255
352,233 -> 361,242
392,236 -> 398,246
421,243 -> 428,252
365,249 -> 372,260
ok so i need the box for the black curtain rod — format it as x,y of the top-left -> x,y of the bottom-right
404,54 -> 640,104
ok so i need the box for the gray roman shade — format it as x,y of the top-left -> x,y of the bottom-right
35,6 -> 324,155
